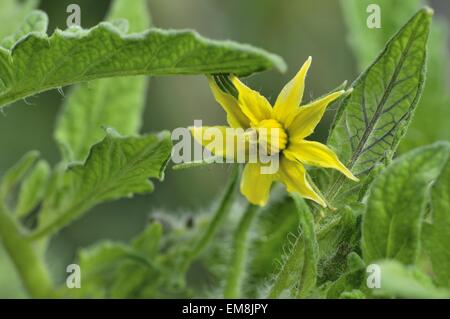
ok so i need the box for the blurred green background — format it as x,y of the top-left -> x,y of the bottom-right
0,0 -> 448,297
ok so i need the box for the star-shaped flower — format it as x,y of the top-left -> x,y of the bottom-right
191,57 -> 358,206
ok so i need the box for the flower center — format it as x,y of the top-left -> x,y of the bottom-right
254,119 -> 288,155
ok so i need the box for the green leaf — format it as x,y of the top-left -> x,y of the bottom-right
324,252 -> 366,299
0,21 -> 286,108
55,0 -> 151,162
341,0 -> 450,151
0,150 -> 39,203
71,223 -> 163,298
362,142 -> 449,265
29,129 -> 172,239
268,195 -> 318,298
0,0 -> 38,40
374,260 -> 450,299
316,205 -> 362,285
423,157 -> 450,288
132,222 -> 163,257
326,270 -> 366,299
74,242 -> 151,298
15,159 -> 50,217
1,10 -> 48,49
326,8 -> 432,204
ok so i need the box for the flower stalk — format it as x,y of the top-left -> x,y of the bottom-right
224,203 -> 259,298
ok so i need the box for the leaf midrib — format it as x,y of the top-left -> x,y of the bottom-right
326,15 -> 424,203
347,18 -> 419,169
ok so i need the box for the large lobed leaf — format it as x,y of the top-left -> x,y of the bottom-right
0,18 -> 286,108
362,142 -> 449,264
55,0 -> 151,162
29,129 -> 172,239
326,8 -> 432,204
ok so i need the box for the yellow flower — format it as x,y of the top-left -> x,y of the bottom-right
191,57 -> 358,207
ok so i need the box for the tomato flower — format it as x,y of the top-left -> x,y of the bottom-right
192,57 -> 358,206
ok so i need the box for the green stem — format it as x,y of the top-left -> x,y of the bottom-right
224,203 -> 258,299
181,165 -> 240,272
0,203 -> 53,298
268,203 -> 339,298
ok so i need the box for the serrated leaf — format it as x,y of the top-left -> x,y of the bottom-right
326,8 -> 432,204
1,10 -> 48,49
30,130 -> 172,239
0,21 -> 286,108
374,260 -> 450,299
423,157 -> 450,288
362,142 -> 449,265
55,0 -> 151,162
15,159 -> 50,217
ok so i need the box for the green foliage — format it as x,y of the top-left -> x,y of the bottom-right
0,15 -> 285,108
248,194 -> 298,296
341,0 -> 450,151
316,205 -> 362,285
327,8 -> 431,206
72,223 -> 163,298
32,129 -> 172,239
0,0 -> 448,301
0,150 -> 40,203
268,7 -> 435,300
268,195 -> 318,298
374,260 -> 450,298
55,0 -> 151,162
15,159 -> 50,217
423,157 -> 450,288
362,142 -> 449,264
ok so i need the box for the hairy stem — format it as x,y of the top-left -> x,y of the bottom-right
224,203 -> 258,298
0,203 -> 53,298
181,165 -> 240,272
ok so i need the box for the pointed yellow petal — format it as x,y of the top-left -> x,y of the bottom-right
285,140 -> 359,182
277,156 -> 326,207
241,163 -> 274,206
287,90 -> 344,139
208,77 -> 250,128
273,57 -> 312,125
190,126 -> 242,159
231,76 -> 272,125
